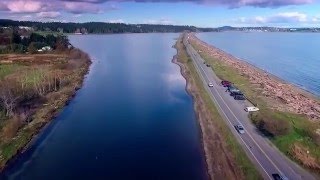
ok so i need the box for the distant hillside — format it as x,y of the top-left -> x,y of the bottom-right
0,19 -> 214,34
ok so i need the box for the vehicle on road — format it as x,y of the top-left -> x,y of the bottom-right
245,107 -> 260,112
272,173 -> 289,180
230,91 -> 243,96
206,64 -> 211,67
234,95 -> 246,100
227,85 -> 237,91
208,83 -> 214,87
221,80 -> 231,87
235,124 -> 245,134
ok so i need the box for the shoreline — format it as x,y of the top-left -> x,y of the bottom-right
172,36 -> 261,179
0,49 -> 92,173
196,33 -> 320,100
171,55 -> 210,180
190,33 -> 320,120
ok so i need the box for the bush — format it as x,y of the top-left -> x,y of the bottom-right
250,112 -> 291,137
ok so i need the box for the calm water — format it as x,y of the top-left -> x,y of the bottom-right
197,32 -> 320,97
1,34 -> 207,179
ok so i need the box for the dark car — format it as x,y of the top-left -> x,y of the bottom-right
234,95 -> 246,100
221,80 -> 231,87
231,91 -> 243,96
272,174 -> 288,180
227,85 -> 236,91
206,64 -> 211,67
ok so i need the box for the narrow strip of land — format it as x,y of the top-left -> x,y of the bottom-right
183,33 -> 315,180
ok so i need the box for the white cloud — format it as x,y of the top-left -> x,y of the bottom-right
106,19 -> 125,23
234,11 -> 314,26
37,11 -> 61,18
7,0 -> 43,13
143,18 -> 176,25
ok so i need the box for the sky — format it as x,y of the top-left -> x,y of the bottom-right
0,0 -> 320,27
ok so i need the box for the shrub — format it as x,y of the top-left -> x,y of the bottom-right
2,116 -> 22,140
250,112 -> 291,137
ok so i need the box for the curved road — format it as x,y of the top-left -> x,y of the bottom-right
183,34 -> 316,180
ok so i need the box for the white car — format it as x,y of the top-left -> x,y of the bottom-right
245,107 -> 260,112
208,83 -> 214,87
235,124 -> 245,134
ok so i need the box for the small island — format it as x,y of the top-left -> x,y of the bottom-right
0,26 -> 91,171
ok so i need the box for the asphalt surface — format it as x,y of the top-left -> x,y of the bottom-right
183,35 -> 316,180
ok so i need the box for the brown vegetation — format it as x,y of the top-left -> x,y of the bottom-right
291,143 -> 320,170
0,48 -> 91,171
250,112 -> 292,137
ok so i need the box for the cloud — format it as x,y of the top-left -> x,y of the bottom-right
0,0 -> 112,14
106,19 -> 125,23
239,12 -> 308,24
0,0 -> 315,17
37,11 -> 61,18
60,0 -> 314,8
143,18 -> 176,25
0,2 -> 9,11
6,0 -> 43,13
63,2 -> 102,14
232,12 -> 320,27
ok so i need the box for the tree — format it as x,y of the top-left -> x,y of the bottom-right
0,81 -> 21,117
11,31 -> 21,44
28,42 -> 37,54
55,35 -> 69,51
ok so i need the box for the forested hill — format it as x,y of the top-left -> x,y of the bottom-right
0,19 -> 214,33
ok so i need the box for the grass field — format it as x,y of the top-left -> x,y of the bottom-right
190,38 -> 320,173
0,64 -> 23,80
176,35 -> 261,180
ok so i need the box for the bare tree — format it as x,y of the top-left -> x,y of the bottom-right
0,81 -> 21,117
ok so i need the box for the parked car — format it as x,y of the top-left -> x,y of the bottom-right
229,87 -> 240,93
227,87 -> 235,92
234,95 -> 246,100
208,82 -> 214,87
245,107 -> 259,112
272,174 -> 289,180
221,80 -> 231,87
235,124 -> 245,134
206,64 -> 211,67
230,91 -> 243,96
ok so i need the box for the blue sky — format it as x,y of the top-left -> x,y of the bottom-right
0,0 -> 320,27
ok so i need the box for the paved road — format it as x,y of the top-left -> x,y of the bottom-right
183,35 -> 316,180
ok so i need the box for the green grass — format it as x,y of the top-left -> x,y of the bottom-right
0,64 -> 22,79
191,39 -> 320,172
176,37 -> 261,179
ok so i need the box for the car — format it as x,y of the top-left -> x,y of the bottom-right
221,80 -> 231,87
272,174 -> 289,180
206,64 -> 211,67
208,83 -> 214,87
227,85 -> 237,91
235,124 -> 245,134
230,91 -> 243,96
234,95 -> 246,100
245,107 -> 259,112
